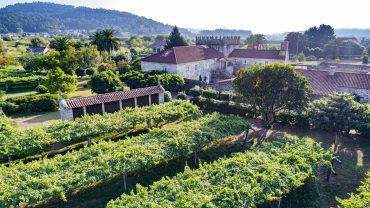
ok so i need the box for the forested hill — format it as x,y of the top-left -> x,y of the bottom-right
0,2 -> 181,35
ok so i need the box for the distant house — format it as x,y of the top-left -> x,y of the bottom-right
141,36 -> 289,83
148,39 -> 167,54
208,69 -> 370,104
59,85 -> 165,120
28,47 -> 50,55
228,42 -> 289,70
296,69 -> 370,103
141,45 -> 225,83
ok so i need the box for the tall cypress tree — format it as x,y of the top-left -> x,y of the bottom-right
165,26 -> 188,49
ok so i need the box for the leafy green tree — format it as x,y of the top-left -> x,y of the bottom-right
245,34 -> 266,49
30,37 -> 48,47
90,70 -> 124,94
45,67 -> 77,94
233,63 -> 311,127
298,51 -> 306,62
90,29 -> 120,60
323,38 -> 364,60
77,45 -> 101,69
367,46 -> 370,55
23,50 -> 60,71
59,46 -> 78,75
50,36 -> 70,51
308,93 -> 369,137
165,26 -> 187,49
304,24 -> 335,48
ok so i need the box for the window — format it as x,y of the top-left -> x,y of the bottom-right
265,61 -> 268,64
195,65 -> 198,70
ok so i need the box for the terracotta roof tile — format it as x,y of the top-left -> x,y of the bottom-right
228,49 -> 285,60
65,85 -> 165,109
141,45 -> 225,64
297,69 -> 370,96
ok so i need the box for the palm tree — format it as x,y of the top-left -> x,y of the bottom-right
255,34 -> 267,49
245,35 -> 257,49
90,29 -> 120,60
50,36 -> 70,51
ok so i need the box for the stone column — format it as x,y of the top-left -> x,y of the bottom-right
119,100 -> 123,110
134,97 -> 138,107
102,103 -> 105,113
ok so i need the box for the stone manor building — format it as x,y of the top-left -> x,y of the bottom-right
141,36 -> 289,83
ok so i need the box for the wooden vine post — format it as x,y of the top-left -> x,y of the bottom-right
327,133 -> 340,182
122,172 -> 127,192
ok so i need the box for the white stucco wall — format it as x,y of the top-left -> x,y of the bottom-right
141,59 -> 220,83
141,62 -> 178,74
176,59 -> 220,83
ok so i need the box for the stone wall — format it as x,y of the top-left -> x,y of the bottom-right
176,59 -> 220,83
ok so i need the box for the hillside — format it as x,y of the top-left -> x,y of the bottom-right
0,2 -> 178,35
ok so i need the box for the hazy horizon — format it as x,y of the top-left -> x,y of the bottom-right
1,0 -> 370,34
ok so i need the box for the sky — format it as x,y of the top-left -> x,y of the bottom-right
0,0 -> 369,34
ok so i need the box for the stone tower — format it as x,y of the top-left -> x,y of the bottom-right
195,36 -> 241,57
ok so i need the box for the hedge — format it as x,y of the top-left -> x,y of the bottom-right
190,97 -> 256,117
0,94 -> 58,115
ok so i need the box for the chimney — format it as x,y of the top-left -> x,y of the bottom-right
329,66 -> 336,75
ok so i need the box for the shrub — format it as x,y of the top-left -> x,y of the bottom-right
176,91 -> 187,100
75,68 -> 86,77
35,85 -> 49,94
219,91 -> 232,101
97,63 -> 114,72
275,110 -> 310,127
0,94 -> 58,115
90,70 -> 124,94
191,97 -> 256,117
202,88 -> 219,99
85,67 -> 96,76
188,85 -> 202,97
164,91 -> 172,102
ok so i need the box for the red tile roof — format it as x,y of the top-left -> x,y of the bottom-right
64,85 -> 165,109
297,69 -> 370,96
141,45 -> 225,64
228,49 -> 285,60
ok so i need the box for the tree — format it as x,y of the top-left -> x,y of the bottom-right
255,34 -> 267,49
59,46 -> 78,75
90,70 -> 124,94
233,63 -> 311,127
165,26 -> 187,49
308,93 -> 369,137
363,55 -> 369,64
298,51 -> 306,62
23,50 -> 60,71
284,32 -> 307,55
304,24 -> 335,48
77,45 -> 101,69
45,67 -> 77,94
50,36 -> 70,51
90,29 -> 120,60
323,38 -> 364,60
30,37 -> 47,47
367,45 -> 370,55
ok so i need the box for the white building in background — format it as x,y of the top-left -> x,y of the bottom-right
141,36 -> 289,83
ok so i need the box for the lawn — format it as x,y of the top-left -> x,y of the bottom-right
7,79 -> 93,129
